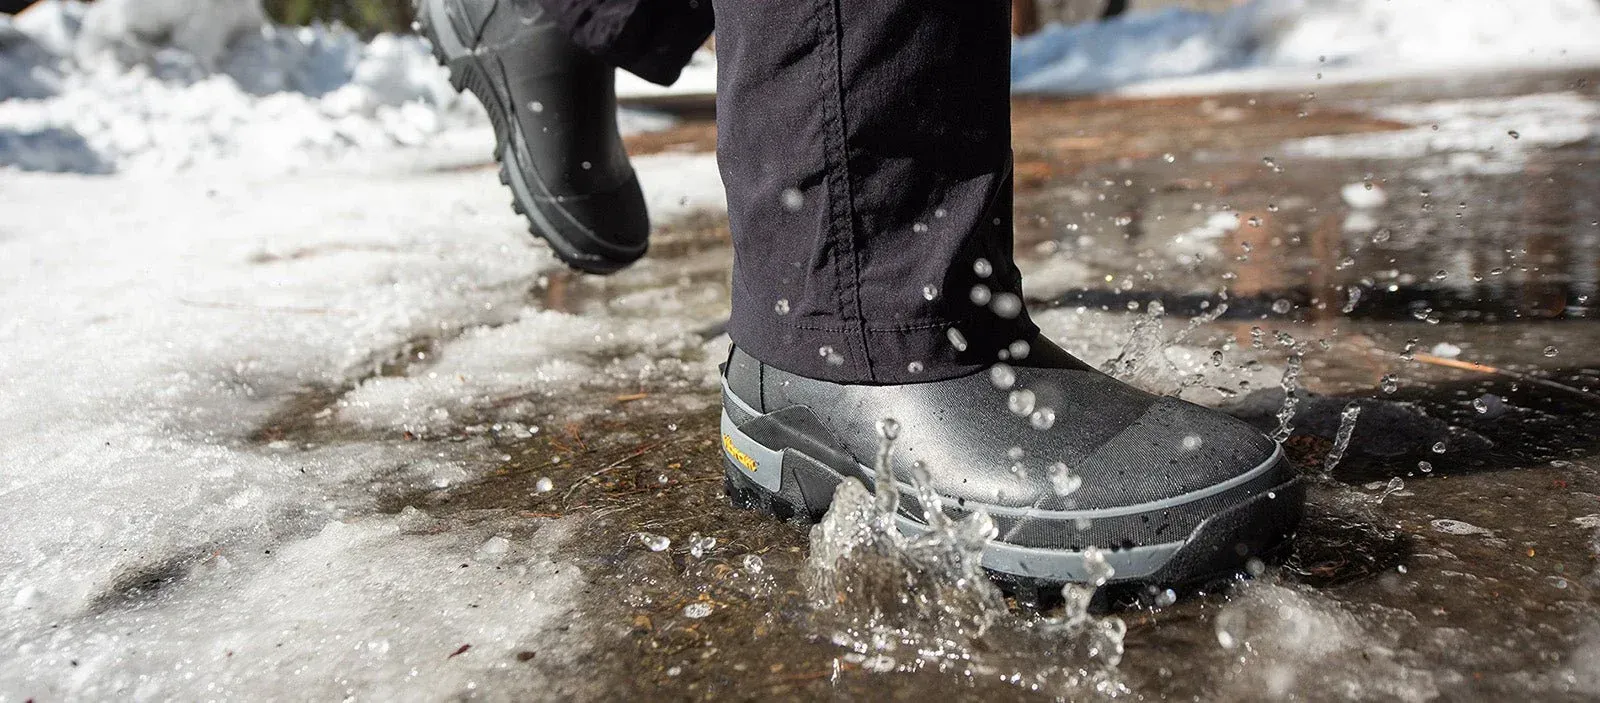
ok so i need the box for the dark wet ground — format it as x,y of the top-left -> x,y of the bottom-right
274,69 -> 1600,699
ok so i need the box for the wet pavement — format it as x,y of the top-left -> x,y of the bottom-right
273,70 -> 1600,699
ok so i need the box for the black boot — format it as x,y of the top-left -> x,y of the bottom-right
719,337 -> 1304,587
416,0 -> 649,274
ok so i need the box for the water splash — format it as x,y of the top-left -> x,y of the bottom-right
1270,353 -> 1304,442
1323,403 -> 1362,473
805,427 -> 1128,695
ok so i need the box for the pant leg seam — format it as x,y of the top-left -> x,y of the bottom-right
811,0 -> 875,381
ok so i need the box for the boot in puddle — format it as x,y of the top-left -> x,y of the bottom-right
718,337 -> 1304,589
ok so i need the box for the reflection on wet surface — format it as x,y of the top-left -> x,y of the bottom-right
329,72 -> 1600,698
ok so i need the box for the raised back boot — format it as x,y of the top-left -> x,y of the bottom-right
417,0 -> 649,274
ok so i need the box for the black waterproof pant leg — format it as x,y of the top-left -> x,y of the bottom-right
539,0 -> 1036,384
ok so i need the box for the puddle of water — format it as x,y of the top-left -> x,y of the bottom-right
245,78 -> 1600,699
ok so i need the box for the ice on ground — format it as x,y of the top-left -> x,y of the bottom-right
0,0 -> 676,174
0,148 -> 723,697
7,512 -> 587,700
1013,0 -> 1600,96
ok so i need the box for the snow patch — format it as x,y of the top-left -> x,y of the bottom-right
1014,0 -> 1600,96
0,0 -> 676,175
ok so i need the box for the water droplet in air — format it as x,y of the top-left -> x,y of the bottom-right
1030,407 -> 1056,430
1247,216 -> 1262,228
1380,374 -> 1398,393
1008,389 -> 1036,416
969,285 -> 992,305
1418,460 -> 1434,473
683,602 -> 713,619
1544,346 -> 1559,357
529,101 -> 544,112
819,346 -> 845,366
906,361 -> 924,374
742,554 -> 764,573
1008,339 -> 1031,359
875,418 -> 900,441
973,258 -> 993,278
1324,403 -> 1361,472
1472,397 -> 1488,413
947,328 -> 969,351
1432,269 -> 1448,281
1047,462 -> 1082,496
774,299 -> 790,315
989,363 -> 1017,389
534,477 -> 554,493
991,293 -> 1023,319
1272,299 -> 1293,314
1508,130 -> 1520,139
1181,435 -> 1203,451
1432,441 -> 1446,454
922,284 -> 939,301
580,161 -> 592,170
780,188 -> 804,211
1163,153 -> 1176,163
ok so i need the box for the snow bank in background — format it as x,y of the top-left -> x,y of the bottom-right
1286,92 -> 1600,179
1013,0 -> 1600,95
0,0 -> 488,173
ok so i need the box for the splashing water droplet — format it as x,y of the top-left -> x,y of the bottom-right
1324,403 -> 1361,472
946,328 -> 968,352
534,477 -> 554,493
1047,462 -> 1082,496
780,188 -> 804,211
990,293 -> 1023,319
1380,373 -> 1399,394
774,299 -> 790,315
819,346 -> 845,366
922,284 -> 939,301
742,554 -> 764,573
873,418 -> 901,517
973,258 -> 993,278
639,533 -> 670,552
683,602 -> 713,619
1030,407 -> 1056,430
1343,286 -> 1363,313
1270,353 -> 1303,442
1544,346 -> 1559,358
688,532 -> 717,558
1007,389 -> 1036,416
989,363 -> 1016,389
